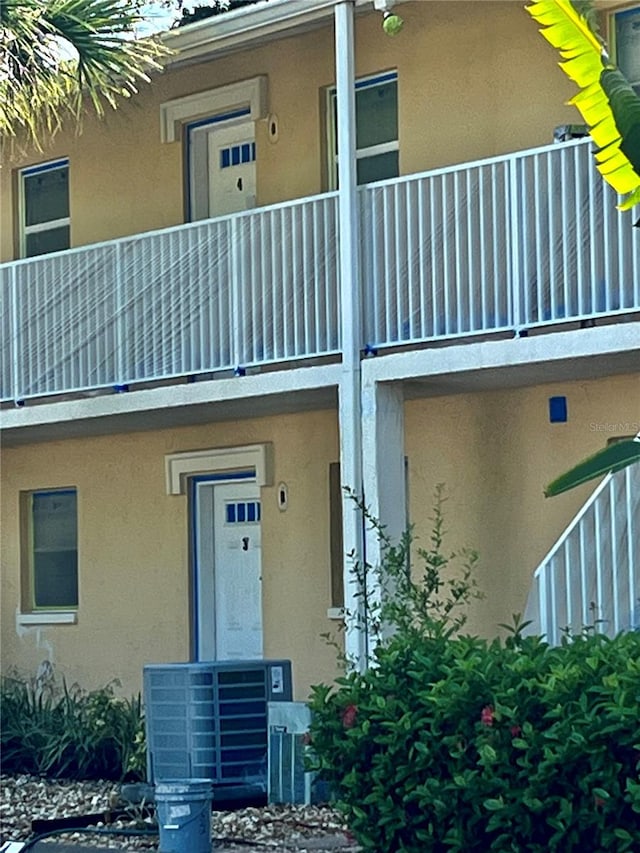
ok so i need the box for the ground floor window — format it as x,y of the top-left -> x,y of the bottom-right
22,489 -> 78,610
329,462 -> 344,609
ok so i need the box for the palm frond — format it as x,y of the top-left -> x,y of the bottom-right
526,0 -> 640,217
545,435 -> 640,497
0,0 -> 167,151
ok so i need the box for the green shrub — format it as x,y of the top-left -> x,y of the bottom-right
0,664 -> 146,781
308,488 -> 640,851
310,629 -> 640,852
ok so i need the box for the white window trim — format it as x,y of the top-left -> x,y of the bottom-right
21,487 -> 78,614
165,443 -> 273,495
24,216 -> 70,235
160,76 -> 268,144
17,611 -> 78,627
327,69 -> 399,190
19,159 -> 70,258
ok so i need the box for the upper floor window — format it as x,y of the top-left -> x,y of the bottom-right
611,6 -> 640,95
19,159 -> 70,258
22,488 -> 78,610
328,70 -> 399,188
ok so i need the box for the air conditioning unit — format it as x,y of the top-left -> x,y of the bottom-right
553,124 -> 589,143
268,701 -> 327,805
143,660 -> 292,796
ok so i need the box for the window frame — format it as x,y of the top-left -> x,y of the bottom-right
608,4 -> 640,94
326,69 -> 399,190
20,487 -> 79,614
18,158 -> 70,258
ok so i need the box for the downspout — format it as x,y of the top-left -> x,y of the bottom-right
334,0 -> 368,670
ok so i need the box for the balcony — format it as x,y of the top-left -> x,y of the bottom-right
1,138 -> 638,404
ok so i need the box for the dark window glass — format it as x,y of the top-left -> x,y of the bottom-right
25,226 -> 70,258
357,150 -> 399,185
24,166 -> 69,226
355,80 -> 398,149
31,490 -> 78,608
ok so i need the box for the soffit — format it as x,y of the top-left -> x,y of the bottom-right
161,0 -> 406,68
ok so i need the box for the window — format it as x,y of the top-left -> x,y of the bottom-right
22,489 -> 78,610
611,6 -> 640,95
329,462 -> 344,609
19,159 -> 70,258
328,70 -> 399,188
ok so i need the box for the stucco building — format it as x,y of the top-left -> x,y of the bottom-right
1,0 -> 639,699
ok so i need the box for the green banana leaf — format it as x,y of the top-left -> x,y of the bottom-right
526,0 -> 640,217
545,435 -> 640,497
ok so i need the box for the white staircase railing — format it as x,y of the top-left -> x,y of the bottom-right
524,462 -> 640,644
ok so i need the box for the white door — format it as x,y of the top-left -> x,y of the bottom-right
194,481 -> 263,660
189,121 -> 256,220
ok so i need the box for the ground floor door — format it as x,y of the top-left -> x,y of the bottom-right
193,479 -> 263,660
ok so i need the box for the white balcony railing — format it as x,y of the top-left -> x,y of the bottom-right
524,462 -> 640,645
1,138 -> 638,403
361,138 -> 639,347
1,193 -> 340,401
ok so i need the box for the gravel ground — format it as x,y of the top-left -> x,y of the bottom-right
0,776 -> 358,852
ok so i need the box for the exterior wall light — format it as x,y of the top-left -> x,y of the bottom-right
373,0 -> 404,36
382,11 -> 404,36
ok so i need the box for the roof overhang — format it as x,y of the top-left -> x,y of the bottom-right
161,0 -> 407,68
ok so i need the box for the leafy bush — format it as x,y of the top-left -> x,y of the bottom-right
0,663 -> 146,781
308,488 -> 640,851
310,629 -> 640,851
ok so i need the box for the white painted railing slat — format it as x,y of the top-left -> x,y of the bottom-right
524,463 -> 640,644
1,140 -> 638,403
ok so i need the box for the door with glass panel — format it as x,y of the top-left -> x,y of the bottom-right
193,479 -> 263,661
188,119 -> 257,220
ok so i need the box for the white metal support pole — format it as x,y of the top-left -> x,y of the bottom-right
361,375 -> 406,644
335,0 -> 367,670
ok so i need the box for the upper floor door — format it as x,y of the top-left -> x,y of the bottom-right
188,118 -> 257,220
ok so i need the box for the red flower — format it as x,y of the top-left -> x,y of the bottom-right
341,703 -> 358,728
594,795 -> 606,809
480,705 -> 494,726
510,725 -> 522,738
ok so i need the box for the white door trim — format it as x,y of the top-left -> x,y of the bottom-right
165,443 -> 273,495
160,76 -> 268,143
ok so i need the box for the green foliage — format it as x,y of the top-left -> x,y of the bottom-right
0,664 -> 146,781
325,485 -> 482,668
545,438 -> 640,497
0,0 -> 166,152
309,488 -> 640,851
526,0 -> 640,216
309,629 -> 640,852
171,0 -> 263,28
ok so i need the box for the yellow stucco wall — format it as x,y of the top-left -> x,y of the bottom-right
404,372 -> 640,638
0,1 -> 577,262
2,373 -> 638,696
0,409 -> 341,700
